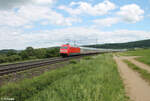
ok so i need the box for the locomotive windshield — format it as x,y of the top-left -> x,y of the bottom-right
61,46 -> 68,49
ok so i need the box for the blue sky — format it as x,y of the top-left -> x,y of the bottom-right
0,0 -> 150,49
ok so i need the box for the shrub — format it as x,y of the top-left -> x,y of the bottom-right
69,60 -> 77,64
0,55 -> 8,63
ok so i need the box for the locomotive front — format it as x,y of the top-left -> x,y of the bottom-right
60,44 -> 81,57
60,44 -> 70,57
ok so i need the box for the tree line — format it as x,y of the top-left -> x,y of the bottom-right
84,39 -> 150,49
0,47 -> 60,64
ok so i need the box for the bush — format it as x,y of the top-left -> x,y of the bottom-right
34,48 -> 47,59
7,50 -> 17,56
8,55 -> 21,62
45,48 -> 60,58
0,55 -> 8,63
69,60 -> 77,64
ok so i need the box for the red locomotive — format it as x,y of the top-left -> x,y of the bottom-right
60,44 -> 80,57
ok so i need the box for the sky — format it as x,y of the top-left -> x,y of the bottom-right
0,0 -> 150,49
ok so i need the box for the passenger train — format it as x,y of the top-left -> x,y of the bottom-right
59,44 -> 126,57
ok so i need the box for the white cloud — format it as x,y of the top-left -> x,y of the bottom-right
59,0 -> 116,16
0,0 -> 81,27
0,27 -> 150,49
41,21 -> 49,25
33,0 -> 55,4
93,17 -> 119,27
117,4 -> 144,23
92,4 -> 144,27
0,11 -> 26,27
59,5 -> 81,15
24,24 -> 34,29
0,4 -> 81,27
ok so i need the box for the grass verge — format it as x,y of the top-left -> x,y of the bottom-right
124,60 -> 150,84
0,54 -> 128,101
26,54 -> 127,101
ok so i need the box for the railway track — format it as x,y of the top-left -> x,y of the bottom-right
0,53 -> 98,76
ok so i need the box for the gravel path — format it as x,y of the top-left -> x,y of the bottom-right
114,56 -> 150,101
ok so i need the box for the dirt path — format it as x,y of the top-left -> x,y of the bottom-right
114,56 -> 150,101
127,58 -> 150,73
119,56 -> 150,73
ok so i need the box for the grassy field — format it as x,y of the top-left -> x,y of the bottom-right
0,54 -> 127,101
124,60 -> 150,84
119,49 -> 150,66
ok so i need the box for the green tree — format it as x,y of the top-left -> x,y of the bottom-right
34,48 -> 47,59
26,47 -> 35,56
20,51 -> 29,60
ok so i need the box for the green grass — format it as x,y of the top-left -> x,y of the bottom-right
124,60 -> 150,84
119,49 -> 150,66
0,54 -> 128,101
69,59 -> 78,64
124,49 -> 150,56
82,56 -> 93,60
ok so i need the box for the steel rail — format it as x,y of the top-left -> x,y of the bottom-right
0,53 -> 101,76
0,57 -> 60,68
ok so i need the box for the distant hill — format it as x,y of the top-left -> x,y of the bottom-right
0,49 -> 18,55
83,39 -> 150,49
